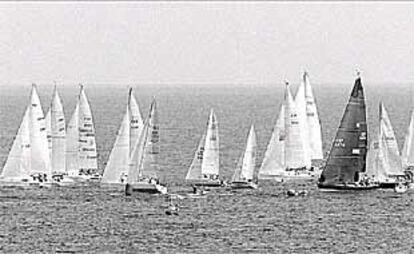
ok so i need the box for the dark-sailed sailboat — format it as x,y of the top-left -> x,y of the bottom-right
318,75 -> 378,191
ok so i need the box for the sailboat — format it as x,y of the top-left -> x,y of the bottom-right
231,125 -> 258,189
101,88 -> 144,186
185,109 -> 222,187
258,81 -> 316,181
0,84 -> 52,187
45,86 -> 69,184
402,108 -> 414,171
125,98 -> 167,195
65,85 -> 100,182
318,75 -> 378,191
365,103 -> 407,189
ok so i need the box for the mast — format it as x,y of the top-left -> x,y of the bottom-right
319,75 -> 368,186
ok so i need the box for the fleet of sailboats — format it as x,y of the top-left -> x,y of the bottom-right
259,72 -> 322,180
1,72 -> 413,194
185,109 -> 222,187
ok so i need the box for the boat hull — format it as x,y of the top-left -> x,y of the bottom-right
318,183 -> 379,192
187,179 -> 222,187
230,181 -> 258,189
125,182 -> 168,195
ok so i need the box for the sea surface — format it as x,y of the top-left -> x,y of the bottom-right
0,82 -> 414,253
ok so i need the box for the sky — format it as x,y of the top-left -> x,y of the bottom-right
0,2 -> 413,86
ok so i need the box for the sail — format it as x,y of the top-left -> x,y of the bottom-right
303,72 -> 323,160
101,104 -> 130,184
49,87 -> 66,174
294,79 -> 312,165
129,88 -> 144,156
319,77 -> 368,186
45,109 -> 52,161
186,134 -> 206,181
233,125 -> 257,181
284,82 -> 311,169
140,99 -> 159,179
66,102 -> 79,175
1,107 -> 31,179
127,119 -> 149,184
78,86 -> 98,172
378,103 -> 404,176
259,104 -> 286,177
402,109 -> 414,168
201,109 -> 219,176
29,85 -> 51,175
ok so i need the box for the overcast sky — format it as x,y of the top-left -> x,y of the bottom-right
0,2 -> 413,86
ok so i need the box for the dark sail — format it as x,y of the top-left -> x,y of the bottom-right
318,77 -> 368,187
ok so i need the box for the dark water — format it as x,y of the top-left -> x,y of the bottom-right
1,83 -> 414,253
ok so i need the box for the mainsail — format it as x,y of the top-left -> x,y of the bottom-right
232,125 -> 257,182
303,72 -> 323,160
366,103 -> 404,180
1,85 -> 51,179
66,85 -> 98,175
185,134 -> 205,181
127,98 -> 159,184
46,86 -> 66,174
294,78 -> 312,165
318,76 -> 368,186
201,109 -> 219,176
102,88 -> 144,184
402,109 -> 414,168
259,104 -> 285,177
284,82 -> 311,169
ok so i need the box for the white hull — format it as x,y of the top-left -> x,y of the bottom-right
259,170 -> 319,181
126,181 -> 168,195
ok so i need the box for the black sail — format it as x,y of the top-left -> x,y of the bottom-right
318,77 -> 368,187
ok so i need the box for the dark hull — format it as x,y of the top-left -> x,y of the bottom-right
318,183 -> 379,191
378,182 -> 399,189
230,181 -> 257,189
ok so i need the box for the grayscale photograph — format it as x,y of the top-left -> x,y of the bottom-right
0,2 -> 413,253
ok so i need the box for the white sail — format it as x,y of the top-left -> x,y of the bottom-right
284,82 -> 311,169
185,134 -> 205,181
201,109 -> 219,176
233,125 -> 257,182
402,109 -> 414,168
66,102 -> 79,175
294,79 -> 312,165
129,89 -> 144,156
101,104 -> 130,184
29,85 -> 51,175
78,86 -> 98,173
259,104 -> 286,177
127,99 -> 158,183
48,87 -> 66,174
378,103 -> 404,176
1,107 -> 31,179
366,103 -> 404,181
45,109 -> 52,161
303,72 -> 323,160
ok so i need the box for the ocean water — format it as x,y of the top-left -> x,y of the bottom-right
1,82 -> 414,253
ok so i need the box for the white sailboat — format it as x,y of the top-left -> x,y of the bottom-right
366,103 -> 407,188
0,84 -> 52,187
101,88 -> 144,185
259,81 -> 317,181
125,98 -> 167,195
185,109 -> 222,187
402,108 -> 414,170
45,86 -> 68,181
231,125 -> 258,189
65,85 -> 99,182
